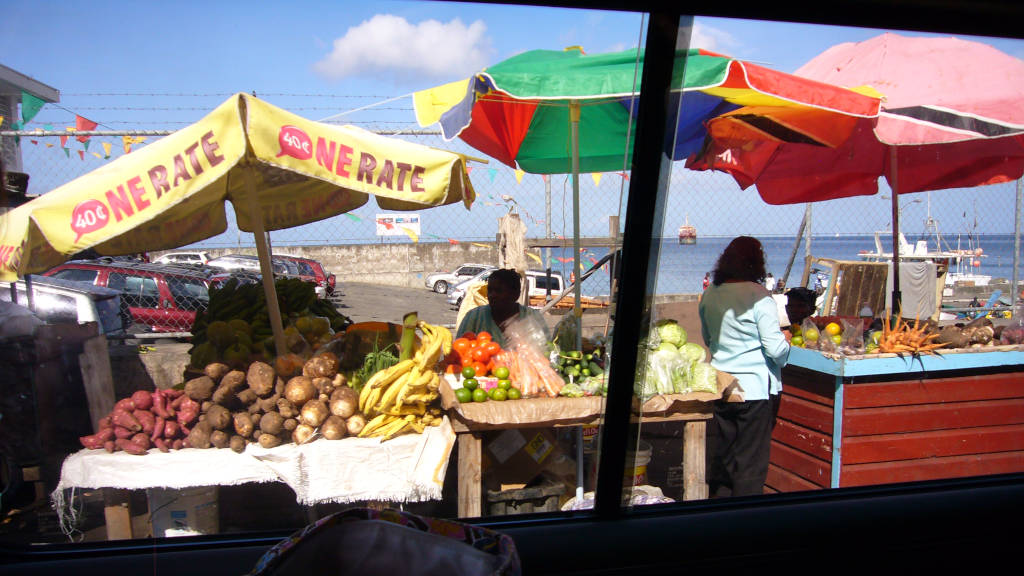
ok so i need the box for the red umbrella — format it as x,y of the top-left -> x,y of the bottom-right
689,33 -> 1024,309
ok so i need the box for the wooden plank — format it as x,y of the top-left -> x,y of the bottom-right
772,419 -> 833,461
769,442 -> 831,487
766,463 -> 823,493
842,424 -> 1024,464
682,421 -> 707,501
844,373 -> 1024,409
841,450 -> 1024,486
457,432 -> 483,518
79,335 -> 116,432
782,376 -> 835,407
778,394 -> 834,434
843,398 -> 1024,436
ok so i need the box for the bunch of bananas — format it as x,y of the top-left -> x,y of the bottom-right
358,321 -> 452,440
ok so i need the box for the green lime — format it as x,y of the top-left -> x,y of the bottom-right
493,365 -> 510,380
582,368 -> 591,377
461,366 -> 476,379
454,387 -> 472,404
497,379 -> 511,390
491,388 -> 508,401
463,378 -> 478,391
472,388 -> 488,402
507,387 -> 522,400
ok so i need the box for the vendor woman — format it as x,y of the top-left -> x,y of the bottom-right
456,268 -> 547,348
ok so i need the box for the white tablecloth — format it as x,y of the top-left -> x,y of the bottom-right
53,417 -> 455,506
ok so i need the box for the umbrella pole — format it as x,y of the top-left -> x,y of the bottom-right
570,101 -> 583,351
890,147 -> 902,315
244,166 -> 288,358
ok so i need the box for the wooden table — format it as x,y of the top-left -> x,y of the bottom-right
448,398 -> 716,518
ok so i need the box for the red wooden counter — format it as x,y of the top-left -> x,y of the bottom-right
769,346 -> 1024,492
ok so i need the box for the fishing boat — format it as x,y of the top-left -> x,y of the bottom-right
678,216 -> 697,245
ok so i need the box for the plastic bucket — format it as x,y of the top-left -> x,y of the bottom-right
626,441 -> 653,486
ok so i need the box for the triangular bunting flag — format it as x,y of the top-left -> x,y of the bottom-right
591,173 -> 602,186
30,140 -> 38,145
526,252 -> 542,265
542,175 -> 549,183
514,169 -> 524,184
45,143 -> 53,148
448,238 -> 459,245
488,169 -> 496,182
399,227 -> 419,243
343,213 -> 361,222
0,115 -> 4,125
466,166 -> 473,174
471,243 -> 490,249
616,171 -> 630,180
63,147 -> 70,158
77,150 -> 85,160
83,140 -> 90,151
102,142 -> 112,158
59,135 -> 69,148
20,91 -> 46,125
75,115 -> 98,143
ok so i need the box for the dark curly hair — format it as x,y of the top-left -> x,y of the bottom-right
488,268 -> 522,293
711,236 -> 767,286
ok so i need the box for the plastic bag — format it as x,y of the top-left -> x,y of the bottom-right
689,362 -> 718,394
552,314 -> 580,353
840,318 -> 866,355
800,318 -> 822,350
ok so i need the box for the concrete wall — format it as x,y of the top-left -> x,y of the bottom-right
159,242 -> 502,289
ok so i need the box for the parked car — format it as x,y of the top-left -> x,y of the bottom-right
274,254 -> 337,298
424,263 -> 495,294
206,254 -> 288,275
152,251 -> 211,266
447,268 -> 565,309
42,260 -> 210,334
0,275 -> 128,337
207,270 -> 262,290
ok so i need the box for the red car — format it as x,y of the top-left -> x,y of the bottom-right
43,259 -> 210,334
274,255 -> 336,298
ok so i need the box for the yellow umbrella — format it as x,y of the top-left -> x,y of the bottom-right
1,93 -> 475,353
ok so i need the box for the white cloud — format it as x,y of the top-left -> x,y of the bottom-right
687,22 -> 740,54
313,15 -> 494,84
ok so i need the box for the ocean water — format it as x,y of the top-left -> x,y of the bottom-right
553,234 -> 1023,298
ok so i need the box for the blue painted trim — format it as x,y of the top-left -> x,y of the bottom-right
831,375 -> 843,489
788,347 -> 1024,378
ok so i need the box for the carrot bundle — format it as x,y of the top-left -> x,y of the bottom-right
880,311 -> 947,354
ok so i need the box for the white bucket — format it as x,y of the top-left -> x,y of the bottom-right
626,441 -> 653,486
147,486 -> 219,537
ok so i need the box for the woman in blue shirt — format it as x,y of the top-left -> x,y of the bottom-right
699,236 -> 790,498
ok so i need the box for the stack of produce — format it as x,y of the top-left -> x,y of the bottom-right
189,277 -> 351,369
635,319 -> 716,399
78,389 -> 200,454
556,351 -> 608,398
447,331 -> 505,377
356,320 -> 451,440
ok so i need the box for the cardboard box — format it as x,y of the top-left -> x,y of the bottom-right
482,428 -> 566,490
147,486 -> 219,537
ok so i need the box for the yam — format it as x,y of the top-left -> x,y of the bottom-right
300,399 -> 329,428
229,435 -> 247,453
312,376 -> 334,397
284,376 -> 317,407
246,361 -> 276,397
330,387 -> 358,419
237,388 -> 258,407
205,404 -> 232,430
210,430 -> 230,449
277,398 -> 299,419
204,362 -> 231,382
213,370 -> 247,404
303,354 -> 338,379
258,433 -> 282,449
332,372 -> 348,388
248,402 -> 264,416
259,411 -> 285,436
283,418 -> 298,432
233,412 -> 255,438
321,415 -> 347,440
345,414 -> 366,437
292,423 -> 316,445
187,421 -> 214,449
258,391 -> 282,413
184,375 -> 216,401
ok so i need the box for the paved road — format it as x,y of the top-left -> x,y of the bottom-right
332,282 -> 460,328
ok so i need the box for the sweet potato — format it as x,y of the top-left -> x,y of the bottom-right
114,425 -> 135,439
112,408 -> 142,431
115,437 -> 148,455
80,429 -> 114,450
246,361 -> 276,397
164,420 -> 180,439
130,433 -> 151,451
133,410 -> 156,435
130,390 -> 154,411
151,390 -> 173,419
154,438 -> 170,453
115,397 -> 136,413
104,440 -> 116,453
171,439 -> 184,450
98,416 -> 112,429
176,397 -> 200,426
184,375 -> 216,402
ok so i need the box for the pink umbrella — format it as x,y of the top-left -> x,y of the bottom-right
689,32 -> 1024,309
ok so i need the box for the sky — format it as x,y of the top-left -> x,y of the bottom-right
3,1 -> 1024,245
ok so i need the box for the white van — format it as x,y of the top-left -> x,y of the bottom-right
447,269 -> 565,309
0,275 -> 128,337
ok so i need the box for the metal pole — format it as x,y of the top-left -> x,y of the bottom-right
545,176 -> 552,272
1014,178 -> 1022,315
570,100 -> 583,351
890,147 -> 902,315
784,204 -> 809,290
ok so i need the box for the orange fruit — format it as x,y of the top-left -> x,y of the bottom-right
825,322 -> 842,337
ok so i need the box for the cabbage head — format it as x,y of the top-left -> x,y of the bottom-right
679,342 -> 706,365
690,362 -> 718,394
656,320 -> 687,348
647,345 -> 683,395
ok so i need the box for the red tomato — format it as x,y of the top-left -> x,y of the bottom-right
484,341 -> 501,356
476,331 -> 493,343
472,361 -> 489,377
452,338 -> 472,357
461,331 -> 477,340
472,347 -> 490,363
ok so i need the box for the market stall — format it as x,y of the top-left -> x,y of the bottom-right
769,339 -> 1024,492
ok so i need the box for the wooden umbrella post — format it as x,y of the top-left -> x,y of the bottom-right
890,147 -> 902,315
243,163 -> 288,358
570,100 -> 583,351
